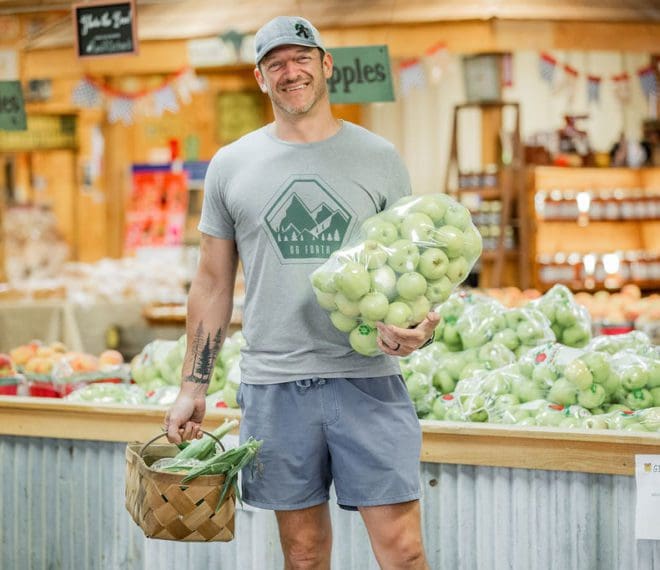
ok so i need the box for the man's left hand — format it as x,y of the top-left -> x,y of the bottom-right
376,311 -> 440,357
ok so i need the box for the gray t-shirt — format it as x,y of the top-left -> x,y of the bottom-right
199,121 -> 411,384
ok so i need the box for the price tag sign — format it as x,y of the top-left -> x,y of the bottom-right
0,80 -> 26,131
635,454 -> 660,540
327,45 -> 395,104
73,0 -> 138,58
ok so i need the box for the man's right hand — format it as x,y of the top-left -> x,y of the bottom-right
164,391 -> 207,445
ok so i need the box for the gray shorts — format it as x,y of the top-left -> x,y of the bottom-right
237,375 -> 422,511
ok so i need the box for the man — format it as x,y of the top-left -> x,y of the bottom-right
166,16 -> 438,570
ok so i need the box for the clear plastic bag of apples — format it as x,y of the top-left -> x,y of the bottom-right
310,194 -> 483,356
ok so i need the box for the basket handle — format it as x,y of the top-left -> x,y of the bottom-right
139,430 -> 226,458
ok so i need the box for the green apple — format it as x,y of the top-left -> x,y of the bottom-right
493,329 -> 520,351
461,223 -> 483,262
555,304 -> 578,327
493,393 -> 520,410
561,324 -> 590,348
434,225 -> 464,259
651,387 -> 660,407
359,292 -> 390,321
621,365 -> 649,391
406,372 -> 432,400
603,372 -> 621,396
370,265 -> 398,300
349,324 -> 380,356
647,361 -> 660,389
564,359 -> 594,390
458,362 -> 487,380
362,217 -> 399,246
384,301 -> 413,328
311,270 -> 338,294
425,277 -> 453,303
505,309 -> 526,328
442,203 -> 472,231
400,212 -> 435,243
548,378 -> 578,406
418,248 -> 449,280
315,290 -> 337,311
446,256 -> 469,284
577,383 -> 606,409
405,295 -> 432,324
538,303 -> 556,323
581,352 -> 612,384
536,405 -> 566,427
516,321 -> 543,346
622,422 -> 650,432
410,195 -> 448,223
531,364 -> 557,387
514,378 -> 546,403
387,240 -> 420,273
358,240 -> 388,269
442,323 -> 461,348
444,352 -> 466,380
330,311 -> 359,333
431,395 -> 450,419
335,292 -> 361,317
396,272 -> 427,301
334,261 -> 370,301
625,388 -> 654,410
432,369 -> 456,394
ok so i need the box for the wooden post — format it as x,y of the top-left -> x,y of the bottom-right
0,182 -> 5,282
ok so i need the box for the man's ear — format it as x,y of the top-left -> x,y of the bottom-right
322,51 -> 334,79
254,67 -> 267,93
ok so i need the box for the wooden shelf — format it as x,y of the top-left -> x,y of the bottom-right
539,217 -> 660,223
1,397 -> 658,476
481,250 -> 520,261
457,187 -> 503,199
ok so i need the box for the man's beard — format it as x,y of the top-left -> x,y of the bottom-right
269,75 -> 326,116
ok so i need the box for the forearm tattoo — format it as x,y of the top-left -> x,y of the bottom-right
184,322 -> 223,385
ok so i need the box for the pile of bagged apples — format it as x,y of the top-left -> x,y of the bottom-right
311,194 -> 482,356
400,288 -> 660,432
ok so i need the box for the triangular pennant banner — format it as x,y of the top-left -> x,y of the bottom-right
638,66 -> 657,98
399,58 -> 426,97
587,75 -> 601,103
539,52 -> 557,84
108,97 -> 134,124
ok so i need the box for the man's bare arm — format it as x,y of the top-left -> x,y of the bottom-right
165,233 -> 238,443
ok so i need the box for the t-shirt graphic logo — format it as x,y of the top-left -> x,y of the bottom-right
262,175 -> 355,263
295,23 -> 311,39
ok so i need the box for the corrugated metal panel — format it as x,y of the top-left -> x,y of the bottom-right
2,435 -> 660,570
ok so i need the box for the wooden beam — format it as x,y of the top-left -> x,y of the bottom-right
1,397 -> 659,475
22,20 -> 660,81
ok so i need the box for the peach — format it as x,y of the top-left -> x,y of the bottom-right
98,349 -> 124,368
36,346 -> 56,359
24,357 -> 54,375
9,341 -> 41,366
69,353 -> 99,373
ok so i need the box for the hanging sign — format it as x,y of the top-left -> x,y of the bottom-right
0,80 -> 26,131
327,45 -> 394,104
73,0 -> 138,58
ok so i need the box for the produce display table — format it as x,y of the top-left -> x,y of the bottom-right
1,397 -> 659,569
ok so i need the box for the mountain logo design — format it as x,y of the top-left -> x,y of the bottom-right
262,176 -> 356,263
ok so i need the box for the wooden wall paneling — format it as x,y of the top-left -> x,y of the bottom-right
640,221 -> 660,253
535,221 -> 642,255
30,149 -> 77,256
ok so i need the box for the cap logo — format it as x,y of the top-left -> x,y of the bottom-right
295,23 -> 311,39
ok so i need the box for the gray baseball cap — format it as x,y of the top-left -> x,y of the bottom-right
254,16 -> 325,65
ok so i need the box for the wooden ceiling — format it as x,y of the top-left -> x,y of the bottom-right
3,0 -> 659,49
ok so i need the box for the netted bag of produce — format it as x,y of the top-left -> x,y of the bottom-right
402,340 -> 516,399
606,350 -> 660,411
433,291 -> 504,351
450,302 -> 555,356
65,383 -> 146,404
528,284 -> 592,347
603,407 -> 660,433
130,339 -> 184,390
587,330 -> 654,355
310,194 -> 482,356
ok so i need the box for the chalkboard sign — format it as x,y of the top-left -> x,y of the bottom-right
73,0 -> 138,58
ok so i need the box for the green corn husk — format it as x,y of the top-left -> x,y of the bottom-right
181,437 -> 263,509
173,419 -> 239,461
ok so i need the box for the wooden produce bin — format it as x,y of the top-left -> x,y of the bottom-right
1,396 -> 659,569
529,166 -> 660,292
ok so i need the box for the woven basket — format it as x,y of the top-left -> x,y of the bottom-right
125,433 -> 235,542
